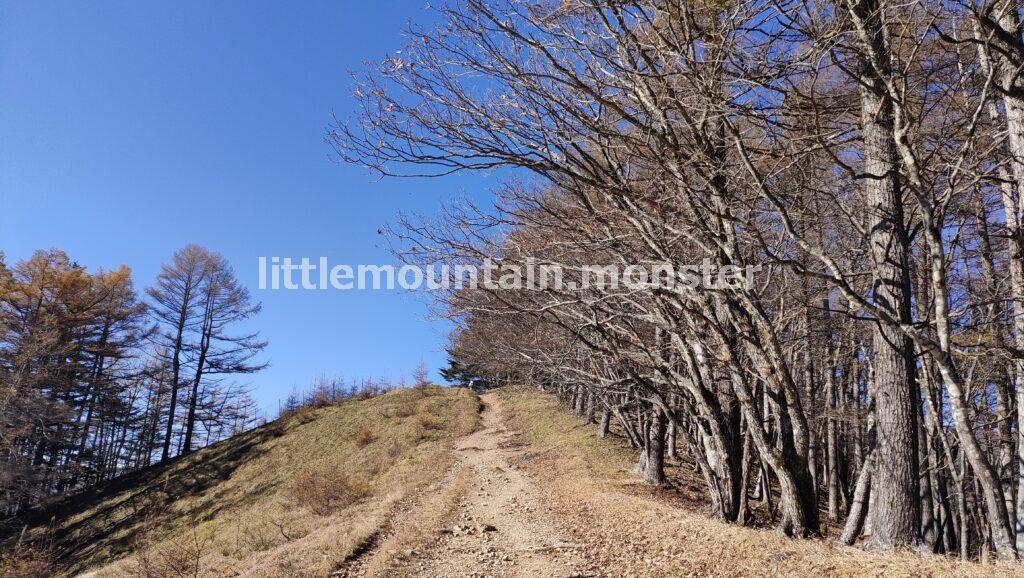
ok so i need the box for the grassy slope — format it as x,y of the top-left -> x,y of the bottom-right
2,386 -> 480,577
8,385 -> 1018,577
500,386 -> 1017,578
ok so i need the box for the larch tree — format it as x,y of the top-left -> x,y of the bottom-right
146,245 -> 210,463
180,250 -> 266,456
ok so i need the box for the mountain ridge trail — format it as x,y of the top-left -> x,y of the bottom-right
337,392 -> 593,578
331,388 -> 1016,578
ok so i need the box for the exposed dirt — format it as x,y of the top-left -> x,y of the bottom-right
332,388 -> 1015,578
336,392 -> 594,578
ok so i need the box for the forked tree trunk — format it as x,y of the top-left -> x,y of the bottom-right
160,288 -> 192,464
182,293 -> 214,456
615,406 -> 641,449
728,369 -> 816,536
572,385 -> 583,416
841,450 -> 875,545
634,416 -> 649,476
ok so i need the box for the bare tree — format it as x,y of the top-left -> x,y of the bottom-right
336,0 -> 1024,559
180,251 -> 266,456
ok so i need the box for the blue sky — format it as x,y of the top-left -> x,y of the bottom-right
0,0 -> 496,416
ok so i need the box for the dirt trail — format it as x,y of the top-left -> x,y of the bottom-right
413,392 -> 588,577
340,392 -> 590,578
337,389 -> 1018,578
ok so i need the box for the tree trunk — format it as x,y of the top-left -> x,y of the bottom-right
738,423 -> 753,526
667,394 -> 678,459
584,390 -> 596,425
642,407 -> 666,485
826,366 -> 841,522
182,296 -> 215,456
160,289 -> 191,463
841,450 -> 875,546
971,6 -> 1024,548
990,5 -> 1024,550
850,0 -> 921,549
599,405 -> 611,438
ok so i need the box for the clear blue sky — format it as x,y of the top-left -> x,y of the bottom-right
0,1 -> 495,416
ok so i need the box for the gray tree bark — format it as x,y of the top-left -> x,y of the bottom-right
848,0 -> 921,549
642,407 -> 667,485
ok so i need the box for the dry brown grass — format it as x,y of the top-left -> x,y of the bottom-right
8,386 -> 481,577
353,425 -> 376,447
415,413 -> 444,431
290,468 -> 371,516
0,551 -> 52,578
500,386 -> 1017,578
392,401 -> 416,418
0,530 -> 52,578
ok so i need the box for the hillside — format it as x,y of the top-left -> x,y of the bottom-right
0,386 -> 480,577
2,385 -> 1019,577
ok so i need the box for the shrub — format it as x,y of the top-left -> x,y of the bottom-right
290,468 -> 370,516
386,440 -> 404,459
416,413 -> 444,431
0,547 -> 51,578
353,426 -> 375,447
0,529 -> 52,578
393,400 -> 416,418
132,527 -> 209,578
412,382 -> 432,399
239,522 -> 275,553
292,405 -> 318,425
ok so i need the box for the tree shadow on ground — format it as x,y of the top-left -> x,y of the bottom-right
0,420 -> 284,574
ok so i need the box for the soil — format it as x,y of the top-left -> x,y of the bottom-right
335,392 -> 594,578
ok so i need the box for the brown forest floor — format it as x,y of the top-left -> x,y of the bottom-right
491,387 -> 1018,577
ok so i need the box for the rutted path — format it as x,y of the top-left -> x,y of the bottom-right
338,392 -> 589,578
415,392 -> 587,577
311,388 -> 1020,578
